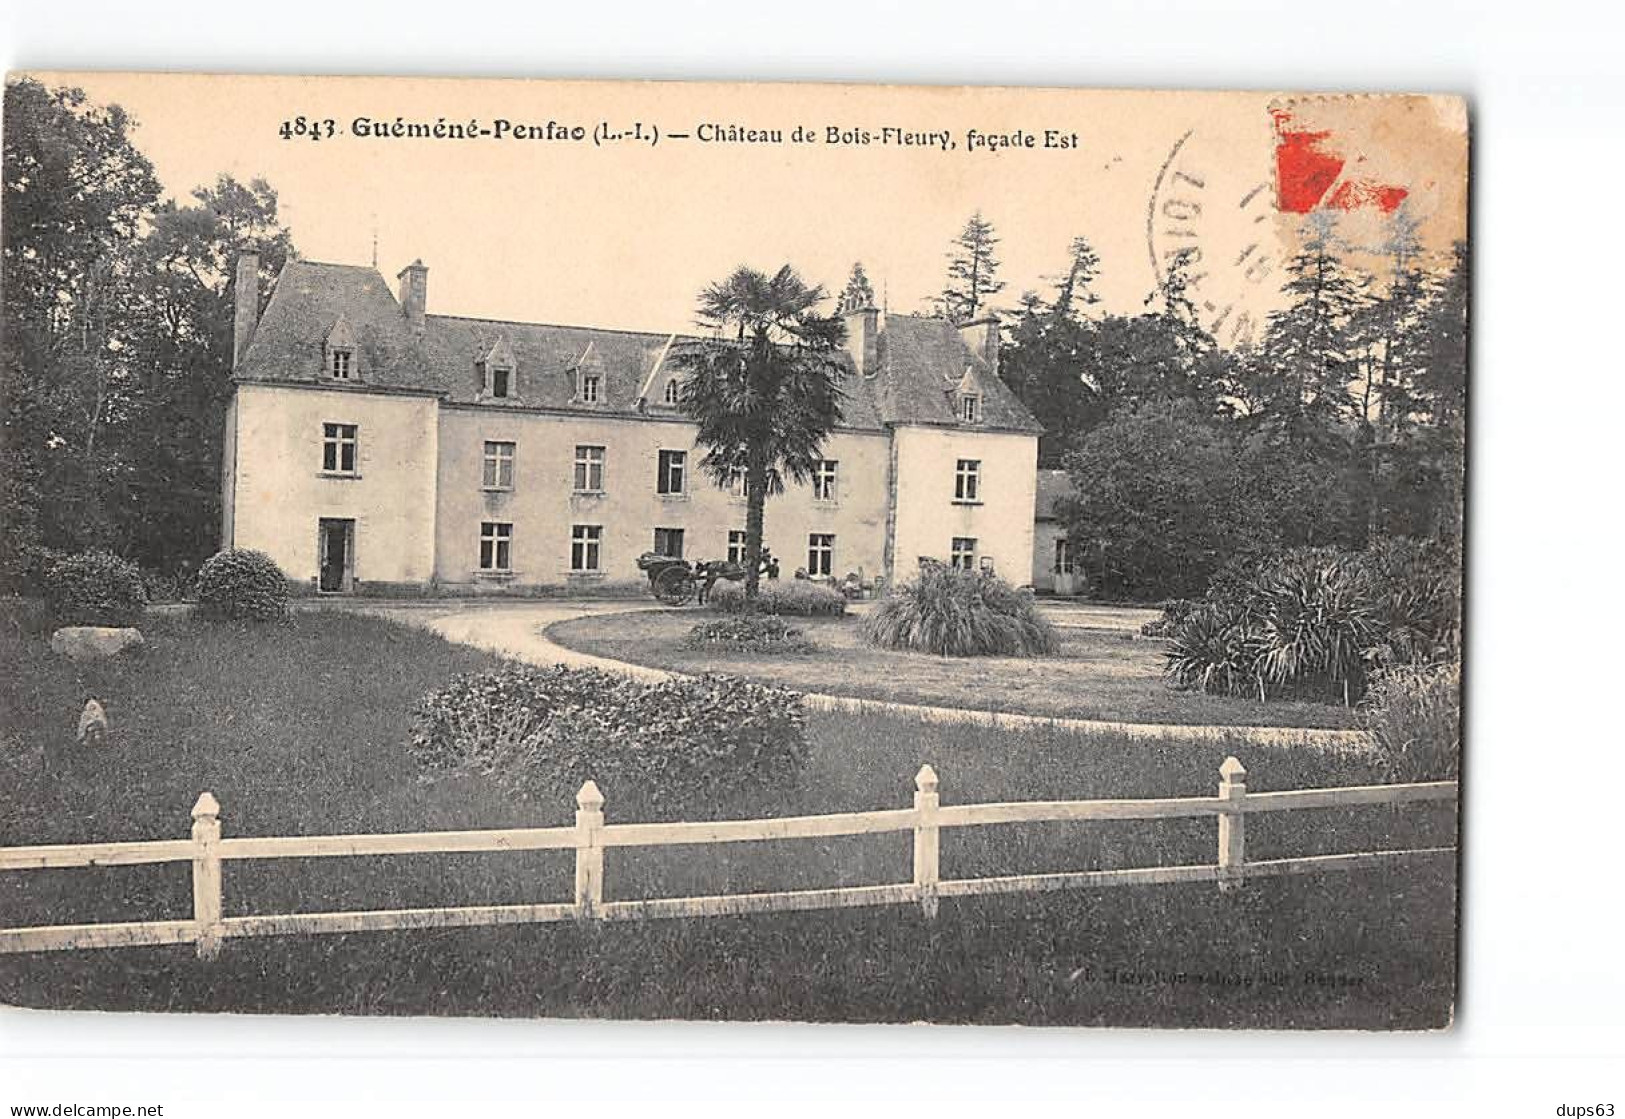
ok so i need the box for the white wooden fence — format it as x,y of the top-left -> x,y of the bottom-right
0,757 -> 1457,958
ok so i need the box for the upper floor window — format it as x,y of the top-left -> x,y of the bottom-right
726,469 -> 754,499
950,537 -> 977,570
479,521 -> 513,572
812,459 -> 838,502
664,379 -> 681,406
482,440 -> 515,490
321,422 -> 358,475
653,527 -> 685,558
959,393 -> 981,423
657,449 -> 686,495
571,524 -> 602,572
574,445 -> 605,492
330,349 -> 354,380
807,533 -> 835,577
727,530 -> 748,565
580,372 -> 601,404
954,458 -> 981,502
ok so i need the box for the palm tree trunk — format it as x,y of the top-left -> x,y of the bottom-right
743,456 -> 769,603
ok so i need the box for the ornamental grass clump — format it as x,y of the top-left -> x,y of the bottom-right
408,665 -> 809,817
1361,662 -> 1460,782
861,565 -> 1057,657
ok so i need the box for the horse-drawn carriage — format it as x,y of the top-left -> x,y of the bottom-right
636,548 -> 778,606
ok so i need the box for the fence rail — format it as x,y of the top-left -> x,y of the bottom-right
0,757 -> 1457,957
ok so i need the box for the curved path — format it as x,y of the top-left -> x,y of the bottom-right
359,600 -> 1370,749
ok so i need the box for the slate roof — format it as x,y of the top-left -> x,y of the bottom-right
237,260 -> 1037,435
1035,469 -> 1076,521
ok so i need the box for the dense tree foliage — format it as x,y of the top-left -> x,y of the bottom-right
2,78 -> 296,588
1011,212 -> 1467,601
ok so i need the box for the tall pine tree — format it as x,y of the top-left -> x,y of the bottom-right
936,211 -> 1004,323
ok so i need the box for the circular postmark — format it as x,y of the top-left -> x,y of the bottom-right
1146,128 -> 1278,349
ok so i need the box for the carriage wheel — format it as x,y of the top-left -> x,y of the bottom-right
654,568 -> 697,606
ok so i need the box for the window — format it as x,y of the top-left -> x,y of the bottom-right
479,522 -> 513,572
482,441 -> 515,490
571,524 -> 602,572
954,458 -> 981,502
959,393 -> 981,423
490,367 -> 512,399
330,349 -> 354,380
321,422 -> 358,474
727,530 -> 748,565
1054,538 -> 1074,574
950,537 -> 977,570
653,527 -> 685,558
664,379 -> 681,405
812,459 -> 838,501
657,449 -> 686,495
574,445 -> 605,492
726,469 -> 754,499
807,533 -> 835,577
580,372 -> 601,403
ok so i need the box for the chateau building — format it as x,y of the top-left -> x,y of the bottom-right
221,256 -> 1047,595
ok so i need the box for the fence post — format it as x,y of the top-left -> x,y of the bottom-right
913,764 -> 940,919
190,792 -> 223,959
1217,756 -> 1247,892
574,780 -> 605,919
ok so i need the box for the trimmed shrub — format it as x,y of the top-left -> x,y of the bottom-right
708,579 -> 848,617
43,550 -> 148,626
1362,662 -> 1460,782
196,549 -> 290,622
408,666 -> 809,817
862,565 -> 1057,657
685,614 -> 816,654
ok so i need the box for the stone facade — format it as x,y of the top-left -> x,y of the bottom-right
220,256 -> 1051,595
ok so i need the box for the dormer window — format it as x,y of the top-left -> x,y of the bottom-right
324,314 -> 359,382
581,373 -> 601,404
959,393 -> 981,423
478,335 -> 518,402
573,341 -> 605,405
664,379 -> 680,406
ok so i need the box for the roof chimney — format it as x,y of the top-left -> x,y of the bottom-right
842,303 -> 879,376
232,254 -> 260,372
397,259 -> 428,331
958,312 -> 1000,377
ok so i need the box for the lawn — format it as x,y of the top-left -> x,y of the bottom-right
0,607 -> 1453,1027
545,607 -> 1361,730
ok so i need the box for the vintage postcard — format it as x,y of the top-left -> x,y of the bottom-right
0,73 -> 1466,1028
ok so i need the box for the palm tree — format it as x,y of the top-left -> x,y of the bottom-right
670,265 -> 847,600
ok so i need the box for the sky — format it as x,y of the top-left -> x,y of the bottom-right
36,72 -> 1467,342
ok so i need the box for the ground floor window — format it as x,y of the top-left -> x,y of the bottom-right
950,537 -> 977,570
1054,537 -> 1074,574
727,530 -> 748,565
654,527 -> 685,558
480,521 -> 513,571
571,524 -> 602,572
808,533 -> 835,577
